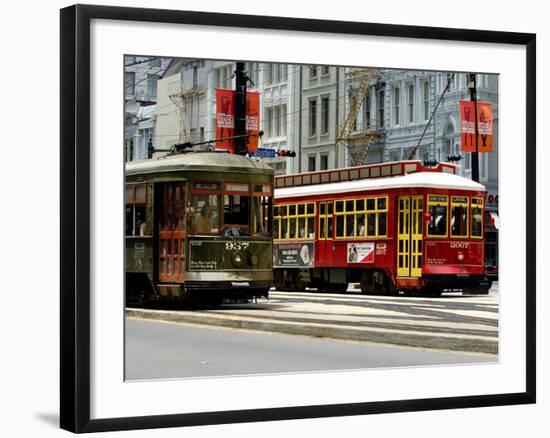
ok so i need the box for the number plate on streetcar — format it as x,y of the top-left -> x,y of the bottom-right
231,282 -> 250,287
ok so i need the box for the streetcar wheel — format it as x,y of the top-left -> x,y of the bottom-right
329,283 -> 348,293
274,270 -> 285,290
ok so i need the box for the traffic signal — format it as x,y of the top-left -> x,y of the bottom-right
447,154 -> 462,162
277,149 -> 296,157
423,159 -> 439,167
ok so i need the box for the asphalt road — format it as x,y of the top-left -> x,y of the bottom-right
125,318 -> 495,381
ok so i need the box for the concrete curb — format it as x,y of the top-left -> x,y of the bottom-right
126,308 -> 498,355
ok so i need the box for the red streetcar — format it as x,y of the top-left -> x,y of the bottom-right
272,160 -> 491,296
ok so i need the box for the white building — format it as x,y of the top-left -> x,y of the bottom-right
293,65 -> 346,173
153,59 -> 298,175
124,56 -> 171,161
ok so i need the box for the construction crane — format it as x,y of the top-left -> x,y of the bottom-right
337,68 -> 384,167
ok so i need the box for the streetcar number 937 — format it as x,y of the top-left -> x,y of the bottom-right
225,242 -> 250,251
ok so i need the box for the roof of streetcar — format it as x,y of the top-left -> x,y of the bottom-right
125,151 -> 274,176
275,171 -> 486,199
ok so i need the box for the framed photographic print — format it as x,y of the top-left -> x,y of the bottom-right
60,4 -> 536,433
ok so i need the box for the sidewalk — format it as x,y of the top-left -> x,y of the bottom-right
126,288 -> 498,355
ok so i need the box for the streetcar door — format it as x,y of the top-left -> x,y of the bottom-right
396,195 -> 423,277
316,201 -> 333,266
158,182 -> 186,283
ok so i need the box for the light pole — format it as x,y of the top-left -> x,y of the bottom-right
467,73 -> 480,182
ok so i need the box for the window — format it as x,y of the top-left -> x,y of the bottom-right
274,203 -> 315,240
376,88 -> 385,129
444,123 -> 455,158
393,87 -> 400,126
334,197 -> 388,239
190,183 -> 221,235
147,74 -> 158,98
364,91 -> 371,129
308,155 -> 316,172
125,72 -> 135,96
273,107 -> 281,137
408,83 -> 415,124
280,64 -> 288,83
309,65 -> 318,79
265,105 -> 287,139
223,193 -> 250,236
423,81 -> 430,121
321,96 -> 330,134
451,196 -> 469,237
471,197 -> 483,238
427,195 -> 448,237
320,154 -> 329,171
321,65 -> 330,76
192,66 -> 198,88
125,184 -> 147,236
272,64 -> 280,84
309,99 -> 317,136
281,105 -> 287,136
252,185 -> 273,236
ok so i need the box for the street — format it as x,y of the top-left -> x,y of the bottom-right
125,318 -> 494,381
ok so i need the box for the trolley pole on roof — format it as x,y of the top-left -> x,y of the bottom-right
468,73 -> 480,183
234,62 -> 248,155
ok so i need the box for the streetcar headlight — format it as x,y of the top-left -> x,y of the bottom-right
232,251 -> 243,266
457,252 -> 464,261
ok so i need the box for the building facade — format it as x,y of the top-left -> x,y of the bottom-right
124,56 -> 171,161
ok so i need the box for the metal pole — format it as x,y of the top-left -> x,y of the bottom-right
234,61 -> 247,155
470,73 -> 480,182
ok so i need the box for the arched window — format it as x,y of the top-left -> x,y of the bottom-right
443,122 -> 455,158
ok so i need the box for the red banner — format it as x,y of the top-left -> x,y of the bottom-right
460,101 -> 494,153
245,91 -> 260,151
216,88 -> 235,150
216,89 -> 260,152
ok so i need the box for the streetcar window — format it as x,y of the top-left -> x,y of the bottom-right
427,204 -> 448,236
345,214 -> 355,237
281,218 -> 288,239
367,213 -> 376,236
336,215 -> 345,238
224,194 -> 250,236
273,218 -> 280,239
289,217 -> 297,239
451,196 -> 469,237
334,196 -> 388,239
471,197 -> 484,238
276,202 -> 315,240
356,214 -> 366,237
190,194 -> 220,234
253,195 -> 272,236
307,217 -> 315,239
125,183 -> 148,237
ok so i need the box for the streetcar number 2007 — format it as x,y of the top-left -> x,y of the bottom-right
225,242 -> 250,251
450,242 -> 469,249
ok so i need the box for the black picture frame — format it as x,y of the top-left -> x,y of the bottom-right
60,4 -> 536,433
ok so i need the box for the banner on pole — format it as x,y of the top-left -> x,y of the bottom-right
216,89 -> 261,151
460,101 -> 494,153
245,91 -> 260,151
216,88 -> 235,150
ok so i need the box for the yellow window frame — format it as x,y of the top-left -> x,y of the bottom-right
427,194 -> 449,238
277,202 -> 315,241
450,196 -> 469,238
334,196 -> 388,239
470,196 -> 484,239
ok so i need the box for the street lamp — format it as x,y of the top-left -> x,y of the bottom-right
466,73 -> 480,182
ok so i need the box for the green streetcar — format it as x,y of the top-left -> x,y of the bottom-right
125,151 -> 274,306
